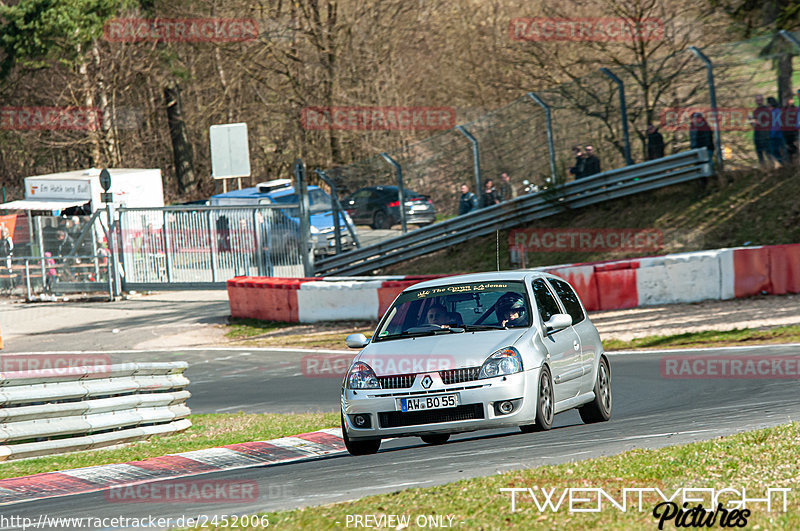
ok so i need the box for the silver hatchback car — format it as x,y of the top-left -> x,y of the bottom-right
341,271 -> 611,455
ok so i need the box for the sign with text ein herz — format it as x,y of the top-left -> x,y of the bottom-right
210,122 -> 251,179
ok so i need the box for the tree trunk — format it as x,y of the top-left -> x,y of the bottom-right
777,53 -> 793,104
164,84 -> 197,193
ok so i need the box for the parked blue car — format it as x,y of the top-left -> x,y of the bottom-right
210,180 -> 358,256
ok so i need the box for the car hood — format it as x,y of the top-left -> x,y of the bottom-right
309,211 -> 352,231
357,329 -> 527,376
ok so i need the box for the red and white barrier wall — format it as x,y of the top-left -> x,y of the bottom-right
227,243 -> 800,322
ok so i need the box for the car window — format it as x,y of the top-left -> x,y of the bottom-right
531,278 -> 562,324
374,281 -> 530,340
549,278 -> 585,325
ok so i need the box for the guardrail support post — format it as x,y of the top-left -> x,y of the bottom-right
294,159 -> 314,276
314,169 -> 361,250
379,153 -> 407,234
455,125 -> 483,197
688,46 -> 724,172
600,68 -> 634,166
526,92 -> 558,184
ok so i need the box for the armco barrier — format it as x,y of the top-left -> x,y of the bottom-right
228,243 -> 800,322
0,362 -> 190,461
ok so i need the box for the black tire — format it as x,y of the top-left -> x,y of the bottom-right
420,433 -> 450,445
372,210 -> 391,230
341,413 -> 381,455
579,357 -> 612,424
520,365 -> 554,433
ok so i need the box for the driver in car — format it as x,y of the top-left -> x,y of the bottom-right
496,293 -> 528,328
425,304 -> 451,328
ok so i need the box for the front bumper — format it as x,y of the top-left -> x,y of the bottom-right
342,370 -> 537,440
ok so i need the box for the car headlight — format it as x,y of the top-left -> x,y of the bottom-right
478,347 -> 523,379
346,362 -> 381,389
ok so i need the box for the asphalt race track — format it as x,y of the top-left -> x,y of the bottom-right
3,345 -> 799,529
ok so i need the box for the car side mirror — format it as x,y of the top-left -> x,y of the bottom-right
345,333 -> 370,349
544,314 -> 572,333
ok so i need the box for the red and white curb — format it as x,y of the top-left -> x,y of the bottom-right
0,428 -> 344,506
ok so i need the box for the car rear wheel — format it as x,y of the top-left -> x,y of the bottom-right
420,434 -> 450,445
579,357 -> 612,423
520,365 -> 554,433
341,413 -> 381,455
372,210 -> 391,230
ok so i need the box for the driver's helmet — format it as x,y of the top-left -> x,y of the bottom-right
496,292 -> 526,321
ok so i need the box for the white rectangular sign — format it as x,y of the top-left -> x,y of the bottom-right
26,179 -> 91,200
210,122 -> 251,179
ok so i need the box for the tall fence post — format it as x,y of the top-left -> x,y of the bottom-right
688,46 -> 724,172
455,125 -> 482,196
106,203 -> 122,297
294,159 -> 314,276
314,169 -> 361,250
526,92 -> 558,184
379,153 -> 407,234
600,68 -> 634,166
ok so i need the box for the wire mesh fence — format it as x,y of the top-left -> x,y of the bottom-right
317,30 -> 800,250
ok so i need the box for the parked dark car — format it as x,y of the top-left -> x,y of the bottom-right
343,186 -> 436,229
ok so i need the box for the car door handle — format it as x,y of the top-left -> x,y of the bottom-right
573,340 -> 580,351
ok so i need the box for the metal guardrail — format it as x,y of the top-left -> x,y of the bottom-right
315,149 -> 712,276
0,362 -> 190,461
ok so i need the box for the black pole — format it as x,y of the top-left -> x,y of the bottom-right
600,68 -> 634,166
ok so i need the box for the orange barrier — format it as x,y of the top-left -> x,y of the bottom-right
733,247 -> 771,298
767,244 -> 800,295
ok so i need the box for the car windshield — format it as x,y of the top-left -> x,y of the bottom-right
271,189 -> 333,215
373,281 -> 531,341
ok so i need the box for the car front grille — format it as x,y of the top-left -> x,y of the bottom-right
378,374 -> 415,389
378,404 -> 484,428
439,367 -> 480,385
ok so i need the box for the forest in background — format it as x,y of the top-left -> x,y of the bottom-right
0,0 -> 796,206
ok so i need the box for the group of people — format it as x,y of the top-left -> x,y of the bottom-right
458,172 -> 518,215
752,92 -> 799,166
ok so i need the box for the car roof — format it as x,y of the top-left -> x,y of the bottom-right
407,270 -> 557,291
210,184 -> 320,200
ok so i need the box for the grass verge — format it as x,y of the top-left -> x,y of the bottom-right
224,317 -> 374,350
604,325 -> 800,351
0,412 -> 338,480
191,422 -> 800,530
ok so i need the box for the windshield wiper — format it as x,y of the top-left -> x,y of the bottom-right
461,324 -> 507,331
378,327 -> 463,341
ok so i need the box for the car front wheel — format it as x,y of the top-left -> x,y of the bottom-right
579,357 -> 612,423
520,365 -> 554,432
341,413 -> 381,455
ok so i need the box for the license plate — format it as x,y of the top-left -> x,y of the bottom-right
398,394 -> 459,412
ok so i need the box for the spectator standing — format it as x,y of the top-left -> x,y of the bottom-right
689,112 -> 714,156
44,252 -> 57,293
782,95 -> 798,164
480,179 -> 499,208
458,184 -> 478,215
767,97 -> 785,165
646,125 -> 665,160
751,94 -> 771,165
0,225 -> 13,287
497,173 -> 517,202
568,145 -> 585,179
583,145 -> 601,177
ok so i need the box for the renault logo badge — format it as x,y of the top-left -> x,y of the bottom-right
421,375 -> 433,389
